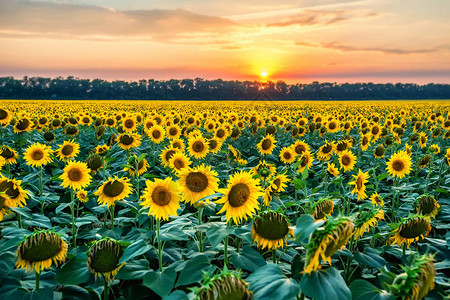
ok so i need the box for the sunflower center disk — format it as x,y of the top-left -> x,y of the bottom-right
62,145 -> 74,156
104,180 -> 125,198
169,128 -> 177,135
356,177 -> 363,190
152,130 -> 161,139
418,197 -> 435,214
20,234 -> 62,262
32,150 -> 44,160
1,148 -> 14,159
342,155 -> 351,166
329,122 -> 336,130
193,141 -> 205,152
0,195 -> 6,209
217,129 -> 225,138
208,140 -> 217,150
186,172 -> 209,193
120,135 -> 134,145
173,159 -> 185,169
399,219 -> 429,238
283,152 -> 291,159
68,168 -> 83,182
0,181 -> 20,198
90,244 -> 122,273
322,144 -> 332,154
228,183 -> 250,207
0,109 -> 8,119
261,139 -> 272,150
152,186 -> 171,206
392,160 -> 404,171
125,120 -> 134,128
254,214 -> 289,240
16,119 -> 30,130
165,150 -> 176,161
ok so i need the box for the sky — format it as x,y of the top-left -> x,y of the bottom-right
0,0 -> 449,83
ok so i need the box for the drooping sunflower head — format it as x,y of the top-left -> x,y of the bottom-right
252,211 -> 294,250
304,216 -> 354,273
417,155 -> 431,169
14,117 -> 34,134
16,230 -> 68,273
311,198 -> 335,220
76,189 -> 89,203
298,150 -> 314,173
64,124 -> 79,137
373,144 -> 386,159
87,238 -> 125,282
386,254 -> 436,300
56,140 -> 80,161
353,207 -> 384,239
228,144 -> 241,161
216,170 -> 263,225
1,146 -> 18,165
86,154 -> 103,174
23,142 -> 53,167
60,160 -> 92,190
327,162 -> 340,177
0,192 -> 12,221
388,215 -> 431,248
339,149 -> 356,172
95,176 -> 132,207
252,160 -> 276,178
117,133 -> 141,150
348,169 -> 370,201
160,146 -> 180,167
386,150 -> 412,179
0,108 -> 12,126
370,192 -> 384,207
0,176 -> 29,207
415,194 -> 440,218
193,270 -> 252,300
140,177 -> 181,221
257,134 -> 277,156
43,130 -> 55,143
178,165 -> 219,205
262,173 -> 290,206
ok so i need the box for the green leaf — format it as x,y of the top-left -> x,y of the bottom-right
176,254 -> 212,287
55,253 -> 91,285
294,214 -> 324,242
119,239 -> 152,264
350,280 -> 395,300
137,153 -> 147,163
0,252 -> 16,280
205,222 -> 233,249
143,267 -> 176,298
164,290 -> 189,300
160,226 -> 189,242
247,264 -> 300,300
116,259 -> 150,280
300,267 -> 351,300
292,178 -> 307,190
60,285 -> 91,300
354,248 -> 387,268
231,245 -> 267,272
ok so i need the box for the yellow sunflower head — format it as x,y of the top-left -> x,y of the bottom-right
76,189 -> 89,203
117,133 -> 141,150
370,192 -> 384,207
353,207 -> 384,239
56,140 -> 80,161
252,211 -> 294,250
0,108 -> 12,126
95,176 -> 132,207
279,147 -> 296,164
168,151 -> 192,173
317,141 -> 335,161
216,170 -> 263,225
188,135 -> 209,159
257,134 -> 277,156
1,146 -> 19,165
327,162 -> 340,177
16,230 -> 68,273
386,150 -> 412,179
338,150 -> 356,172
348,169 -> 370,201
374,144 -> 386,159
23,142 -> 53,167
178,165 -> 219,205
0,176 -> 29,207
160,147 -> 180,167
298,150 -> 314,173
311,198 -> 335,220
140,177 -> 181,221
148,125 -> 165,143
60,161 -> 92,190
388,215 -> 431,248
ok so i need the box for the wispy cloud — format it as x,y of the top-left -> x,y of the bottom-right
266,10 -> 362,27
295,41 -> 445,54
0,0 -> 236,41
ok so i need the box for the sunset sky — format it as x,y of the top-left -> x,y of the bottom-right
0,0 -> 449,83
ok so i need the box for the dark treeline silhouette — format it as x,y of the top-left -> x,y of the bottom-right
0,76 -> 449,100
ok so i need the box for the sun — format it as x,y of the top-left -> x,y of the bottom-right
260,70 -> 268,78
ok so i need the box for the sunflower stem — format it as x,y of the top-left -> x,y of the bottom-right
402,243 -> 406,258
70,189 -> 77,247
110,205 -> 115,229
35,271 -> 40,291
103,275 -> 110,300
135,160 -> 140,200
224,235 -> 229,270
197,207 -> 204,252
39,166 -> 44,214
156,219 -> 163,272
17,212 -> 22,228
272,249 -> 277,263
424,154 -> 434,193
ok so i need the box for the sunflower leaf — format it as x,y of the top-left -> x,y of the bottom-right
143,267 -> 176,298
300,267 -> 351,300
119,239 -> 152,264
350,279 -> 395,300
294,214 -> 325,243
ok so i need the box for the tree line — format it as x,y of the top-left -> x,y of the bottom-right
0,76 -> 449,100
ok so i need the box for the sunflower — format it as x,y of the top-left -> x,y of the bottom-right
170,138 -> 185,151
14,117 -> 34,134
124,157 -> 148,176
298,150 -> 314,173
317,141 -> 335,161
337,149 -> 356,173
335,139 -> 350,153
429,144 -> 440,155
374,144 -> 386,159
86,154 -> 103,174
415,194 -> 440,218
87,238 -> 125,282
64,125 -> 79,137
148,125 -> 166,144
388,215 -> 431,248
168,152 -> 192,173
0,108 -> 12,126
370,192 -> 384,207
386,150 -> 412,179
279,147 -> 296,164
122,117 -> 137,132
59,161 -> 91,191
304,216 -> 354,273
370,124 -> 382,140
188,135 -> 209,159
312,198 -> 334,220
16,230 -> 68,273
419,132 -> 427,148
215,126 -> 228,141
23,142 -> 53,167
353,208 -> 384,239
95,176 -> 132,207
327,163 -> 339,177
216,170 -> 262,225
252,211 -> 294,250
417,155 -> 431,169
207,137 -> 222,154
0,176 -> 29,207
117,133 -> 141,150
140,177 -> 181,221
445,148 -> 450,165
160,147 -> 180,167
95,144 -> 109,155
76,189 -> 89,203
0,193 -> 12,221
360,134 -> 371,151
386,254 -> 435,300
193,270 -> 252,300
348,169 -> 370,201
0,146 -> 18,165
56,140 -> 80,161
228,144 -> 241,161
167,125 -> 181,139
178,165 -> 219,205
262,173 -> 290,206
257,134 -> 277,156
252,160 -> 276,178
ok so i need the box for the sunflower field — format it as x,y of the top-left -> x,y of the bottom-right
0,100 -> 449,300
